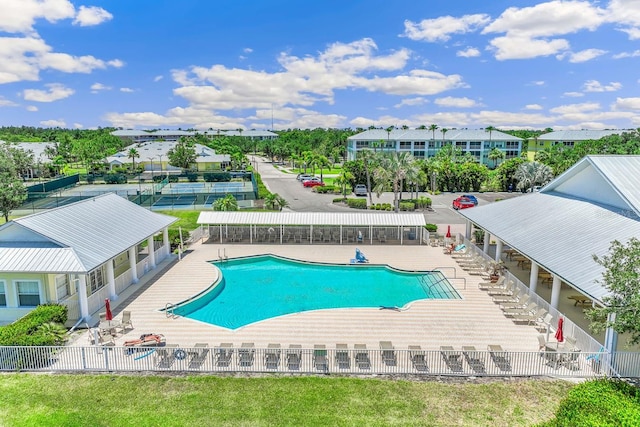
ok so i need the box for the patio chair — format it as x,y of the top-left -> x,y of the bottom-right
492,289 -> 522,304
335,343 -> 350,369
265,343 -> 281,369
408,345 -> 428,372
500,294 -> 530,310
99,312 -> 106,322
354,344 -> 370,369
215,343 -> 233,367
117,311 -> 133,333
313,345 -> 328,372
488,345 -> 511,371
487,281 -> 515,297
503,302 -> 538,317
478,275 -> 506,290
188,343 -> 209,369
286,344 -> 302,370
157,344 -> 179,369
440,346 -> 463,372
380,341 -> 396,366
535,313 -> 554,333
462,346 -> 485,373
563,349 -> 581,371
512,308 -> 547,325
239,342 -> 255,367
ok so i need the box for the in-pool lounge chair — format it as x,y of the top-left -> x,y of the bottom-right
188,343 -> 209,369
335,343 -> 350,369
286,344 -> 302,370
355,344 -> 370,369
239,342 -> 255,367
314,345 -> 328,372
409,345 -> 428,371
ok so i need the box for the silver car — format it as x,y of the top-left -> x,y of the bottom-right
354,184 -> 367,196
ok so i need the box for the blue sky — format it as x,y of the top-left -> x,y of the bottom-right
1,0 -> 639,131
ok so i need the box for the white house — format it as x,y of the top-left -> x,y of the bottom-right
0,194 -> 177,325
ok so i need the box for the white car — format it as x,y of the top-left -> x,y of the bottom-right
354,184 -> 367,196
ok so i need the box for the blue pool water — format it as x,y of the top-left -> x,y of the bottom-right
174,255 -> 460,329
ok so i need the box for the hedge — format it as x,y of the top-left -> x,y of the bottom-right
346,198 -> 367,209
0,304 -> 68,346
424,223 -> 438,232
103,174 -> 127,184
203,172 -> 231,182
314,186 -> 338,194
541,379 -> 640,426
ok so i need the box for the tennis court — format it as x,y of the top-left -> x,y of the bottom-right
152,195 -> 197,208
25,196 -> 92,209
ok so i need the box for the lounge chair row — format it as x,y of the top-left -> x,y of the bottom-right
440,345 -> 511,373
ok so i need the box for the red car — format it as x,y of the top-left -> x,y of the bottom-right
303,178 -> 325,188
453,196 -> 475,210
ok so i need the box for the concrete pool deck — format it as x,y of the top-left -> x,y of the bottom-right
72,242 -> 543,352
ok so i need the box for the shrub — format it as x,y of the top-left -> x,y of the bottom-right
253,172 -> 271,199
416,196 -> 432,209
152,176 -> 164,183
346,198 -> 367,209
0,304 -> 68,346
314,185 -> 338,194
168,175 -> 179,183
424,223 -> 438,232
383,203 -> 392,211
155,229 -> 190,251
186,173 -> 199,182
541,379 -> 640,427
332,197 -> 345,203
103,174 -> 127,184
399,202 -> 415,211
203,172 -> 231,182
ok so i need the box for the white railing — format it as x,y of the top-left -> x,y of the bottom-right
87,286 -> 110,316
0,345 -> 628,377
114,270 -> 133,295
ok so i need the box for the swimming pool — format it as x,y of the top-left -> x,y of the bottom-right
173,255 -> 460,329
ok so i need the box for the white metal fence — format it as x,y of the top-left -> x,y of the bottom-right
0,345 -> 632,377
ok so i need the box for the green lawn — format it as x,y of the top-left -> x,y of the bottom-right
157,210 -> 200,231
0,375 -> 571,426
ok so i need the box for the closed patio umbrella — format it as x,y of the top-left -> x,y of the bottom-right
105,298 -> 113,322
555,317 -> 564,345
445,225 -> 452,245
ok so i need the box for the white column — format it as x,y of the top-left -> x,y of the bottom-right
147,236 -> 156,270
38,281 -> 46,305
483,230 -> 490,254
129,247 -> 138,284
465,220 -> 472,239
77,275 -> 89,321
495,240 -> 503,261
529,262 -> 539,293
604,313 -> 618,353
163,227 -> 170,256
106,259 -> 116,300
550,275 -> 562,308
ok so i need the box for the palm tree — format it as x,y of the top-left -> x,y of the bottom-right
429,124 -> 439,140
128,148 -> 139,173
487,147 -> 505,168
485,125 -> 496,142
335,170 -> 354,200
417,125 -> 427,130
374,152 -> 415,212
213,194 -> 238,211
359,149 -> 377,206
316,155 -> 329,182
514,161 -> 554,192
441,128 -> 449,143
264,193 -> 288,211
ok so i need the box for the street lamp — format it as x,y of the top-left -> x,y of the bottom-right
148,157 -> 155,180
157,154 -> 164,180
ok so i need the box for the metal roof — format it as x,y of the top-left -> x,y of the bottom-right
348,129 -> 522,141
224,130 -> 278,137
537,130 -> 625,141
112,130 -> 195,137
198,211 -> 426,226
458,155 -> 640,305
458,192 -> 640,304
107,142 -> 230,164
0,247 -> 85,273
2,194 -> 177,273
14,142 -> 52,163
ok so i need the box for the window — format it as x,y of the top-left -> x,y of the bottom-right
413,151 -> 425,158
428,141 -> 436,148
456,141 -> 467,148
88,267 -> 105,294
55,275 -> 70,300
16,281 -> 40,307
0,281 -> 6,307
414,141 -> 425,149
399,141 -> 411,149
469,142 -> 481,149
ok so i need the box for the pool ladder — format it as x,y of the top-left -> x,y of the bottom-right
165,302 -> 176,318
218,248 -> 228,262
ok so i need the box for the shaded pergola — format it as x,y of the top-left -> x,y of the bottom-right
197,212 -> 426,245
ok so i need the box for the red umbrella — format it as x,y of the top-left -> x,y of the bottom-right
445,225 -> 451,238
105,298 -> 113,322
555,317 -> 564,343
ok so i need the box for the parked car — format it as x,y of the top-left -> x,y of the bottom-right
452,196 -> 476,210
461,194 -> 478,205
354,184 -> 367,196
303,178 -> 325,188
296,173 -> 312,182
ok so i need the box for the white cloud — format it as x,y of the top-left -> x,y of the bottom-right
607,0 -> 640,38
613,97 -> 640,111
26,105 -> 38,111
613,50 -> 640,59
482,1 -> 606,60
394,97 -> 427,108
23,83 -> 74,102
403,14 -> 490,42
90,82 -> 111,93
73,122 -> 83,128
525,104 -> 543,110
0,97 -> 17,107
120,87 -> 134,93
456,47 -> 481,58
550,102 -> 601,114
619,27 -> 640,40
434,96 -> 478,108
40,119 -> 66,127
243,48 -> 253,53
153,75 -> 163,82
531,81 -> 545,86
563,91 -> 584,97
0,0 -> 75,33
583,80 -> 622,92
73,6 -> 112,26
560,48 -> 607,63
488,35 -> 569,60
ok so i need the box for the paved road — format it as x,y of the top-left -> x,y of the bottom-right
253,156 -> 522,229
